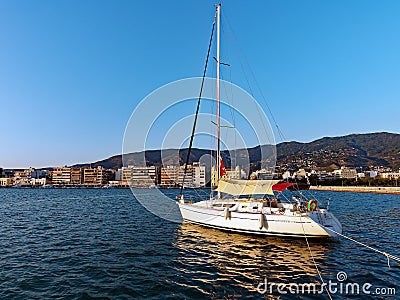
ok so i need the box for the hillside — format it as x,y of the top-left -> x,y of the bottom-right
276,132 -> 400,170
73,132 -> 400,171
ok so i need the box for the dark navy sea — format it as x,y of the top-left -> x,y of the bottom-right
0,188 -> 398,299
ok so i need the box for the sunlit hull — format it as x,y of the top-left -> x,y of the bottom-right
178,200 -> 342,238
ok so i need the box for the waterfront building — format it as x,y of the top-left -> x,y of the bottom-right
96,166 -> 115,185
31,170 -> 48,179
253,168 -> 274,180
332,167 -> 357,179
130,166 -> 158,187
108,180 -> 120,187
357,172 -> 366,179
118,166 -> 133,185
114,166 -> 158,187
115,169 -> 122,181
332,169 -> 342,178
316,171 -> 334,181
13,168 -> 33,185
341,167 -> 357,179
71,168 -> 83,184
0,178 -> 13,187
52,167 -> 71,184
232,166 -> 244,179
380,172 -> 400,180
106,169 -> 116,183
121,166 -> 133,184
211,166 -> 242,187
160,166 -> 179,187
178,165 -> 194,187
30,178 -> 46,186
192,162 -> 206,187
83,168 -> 97,185
95,166 -> 112,185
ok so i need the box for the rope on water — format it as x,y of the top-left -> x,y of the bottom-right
299,215 -> 333,300
321,225 -> 400,268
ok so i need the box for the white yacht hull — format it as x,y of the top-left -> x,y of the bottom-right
178,201 -> 342,238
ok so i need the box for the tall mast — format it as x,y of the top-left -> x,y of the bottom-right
216,3 -> 221,198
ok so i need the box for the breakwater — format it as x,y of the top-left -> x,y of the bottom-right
310,185 -> 400,194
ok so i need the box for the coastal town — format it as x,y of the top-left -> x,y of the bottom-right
2,1 -> 400,299
1,163 -> 399,189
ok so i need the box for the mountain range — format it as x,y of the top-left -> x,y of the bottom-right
73,132 -> 400,171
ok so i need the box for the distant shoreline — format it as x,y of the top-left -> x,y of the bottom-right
2,185 -> 400,195
310,185 -> 400,195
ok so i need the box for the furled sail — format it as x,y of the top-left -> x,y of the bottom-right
216,179 -> 280,196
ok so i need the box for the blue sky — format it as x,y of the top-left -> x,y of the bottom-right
1,0 -> 399,168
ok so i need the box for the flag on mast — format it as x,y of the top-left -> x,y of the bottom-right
220,157 -> 226,177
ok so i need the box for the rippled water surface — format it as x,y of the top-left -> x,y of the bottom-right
0,188 -> 399,299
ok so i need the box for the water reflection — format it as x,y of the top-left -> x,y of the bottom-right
173,222 -> 333,298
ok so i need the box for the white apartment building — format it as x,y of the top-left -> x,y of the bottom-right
52,167 -> 71,184
130,166 -> 157,187
160,165 -> 179,187
380,172 -> 400,180
192,162 -> 206,187
30,178 -> 46,186
333,167 -> 357,179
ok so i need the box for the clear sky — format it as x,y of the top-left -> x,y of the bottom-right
1,0 -> 399,168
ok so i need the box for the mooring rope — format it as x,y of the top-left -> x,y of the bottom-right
321,225 -> 400,268
299,215 -> 333,300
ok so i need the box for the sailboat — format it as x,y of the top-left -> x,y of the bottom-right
177,4 -> 342,238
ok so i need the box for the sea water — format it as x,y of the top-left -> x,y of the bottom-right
0,188 -> 398,299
